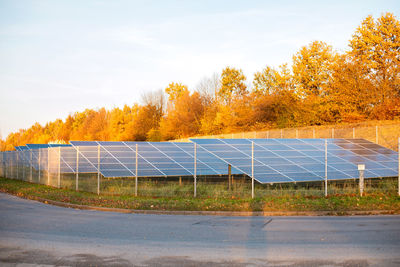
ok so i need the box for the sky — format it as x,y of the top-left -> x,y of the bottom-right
0,0 -> 399,139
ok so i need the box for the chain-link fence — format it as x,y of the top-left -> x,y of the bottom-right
175,124 -> 400,151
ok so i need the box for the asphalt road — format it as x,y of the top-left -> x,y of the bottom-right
0,193 -> 399,267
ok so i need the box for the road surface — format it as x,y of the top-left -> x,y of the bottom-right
0,193 -> 399,266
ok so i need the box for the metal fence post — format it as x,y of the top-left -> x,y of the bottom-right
251,141 -> 255,199
325,139 -> 328,197
194,143 -> 197,197
353,127 -> 355,139
47,148 -> 50,185
313,128 -> 316,138
30,150 -> 33,182
76,147 -> 79,191
135,144 -> 138,197
332,128 -> 334,138
266,131 -> 269,139
280,129 -> 283,138
16,151 -> 19,180
376,125 -> 379,144
22,151 -> 25,181
97,145 -> 100,195
398,137 -> 400,196
57,147 -> 61,188
296,129 -> 298,139
38,149 -> 41,183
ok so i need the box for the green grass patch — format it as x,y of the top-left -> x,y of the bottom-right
1,177 -> 399,213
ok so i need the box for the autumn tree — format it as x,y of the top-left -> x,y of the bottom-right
218,67 -> 247,104
349,12 -> 400,105
253,64 -> 294,95
165,82 -> 188,103
160,91 -> 204,140
292,41 -> 337,98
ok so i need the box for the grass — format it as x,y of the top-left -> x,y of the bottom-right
1,176 -> 399,213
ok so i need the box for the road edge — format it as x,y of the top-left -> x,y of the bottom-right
2,192 -> 397,216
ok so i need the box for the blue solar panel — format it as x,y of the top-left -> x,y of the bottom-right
69,141 -> 238,178
190,138 -> 398,184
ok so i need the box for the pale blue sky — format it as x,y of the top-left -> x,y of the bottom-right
0,0 -> 399,138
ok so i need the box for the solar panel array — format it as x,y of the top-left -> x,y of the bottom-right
190,138 -> 398,184
69,141 -> 240,178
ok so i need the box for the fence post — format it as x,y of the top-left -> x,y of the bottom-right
353,128 -> 355,139
30,150 -> 32,182
228,164 -> 232,190
325,139 -> 328,197
47,148 -> 50,185
135,144 -> 138,197
280,129 -> 283,138
57,147 -> 61,188
22,151 -> 25,181
398,137 -> 400,196
97,145 -> 100,195
251,141 -> 254,199
313,128 -> 316,138
194,143 -> 197,197
376,125 -> 378,144
296,129 -> 298,139
38,149 -> 41,183
332,128 -> 334,138
266,131 -> 269,139
75,147 -> 79,191
16,151 -> 19,180
358,164 -> 365,196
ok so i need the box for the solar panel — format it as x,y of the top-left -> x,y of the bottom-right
69,141 -> 239,178
190,138 -> 398,184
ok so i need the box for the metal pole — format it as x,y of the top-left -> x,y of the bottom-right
353,128 -> 355,139
254,131 -> 257,138
57,147 -> 61,188
135,144 -> 138,197
296,129 -> 298,139
47,148 -> 50,185
251,141 -> 254,199
76,146 -> 79,191
325,139 -> 328,197
398,138 -> 400,196
22,151 -> 25,181
38,149 -> 41,183
313,128 -> 316,138
280,129 -> 283,138
228,164 -> 232,190
376,125 -> 378,144
30,150 -> 32,182
194,143 -> 197,197
266,131 -> 269,139
97,145 -> 100,195
16,151 -> 19,180
332,128 -> 334,138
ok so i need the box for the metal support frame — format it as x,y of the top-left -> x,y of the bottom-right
97,145 -> 100,195
135,144 -> 138,197
16,151 -> 19,180
57,147 -> 61,188
76,146 -> 79,191
30,150 -> 33,182
228,164 -> 232,190
194,143 -> 197,197
324,139 -> 328,197
38,149 -> 41,182
251,141 -> 254,199
47,148 -> 50,185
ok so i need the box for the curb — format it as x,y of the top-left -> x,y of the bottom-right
11,193 -> 397,217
